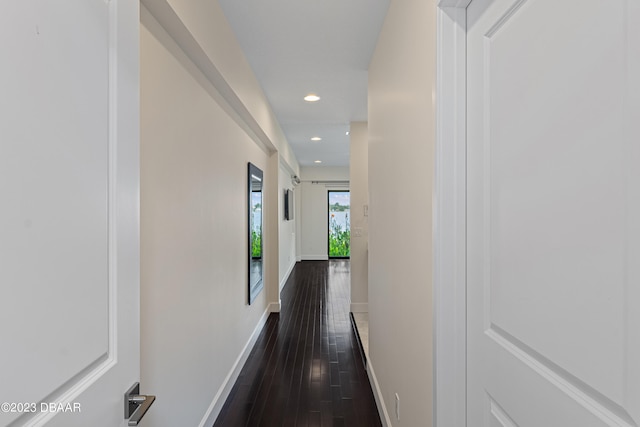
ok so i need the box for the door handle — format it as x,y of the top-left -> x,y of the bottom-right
125,382 -> 156,426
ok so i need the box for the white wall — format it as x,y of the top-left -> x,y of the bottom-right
367,0 -> 437,425
350,122 -> 369,313
162,0 -> 299,172
140,2 -> 298,426
298,166 -> 350,260
279,160 -> 297,290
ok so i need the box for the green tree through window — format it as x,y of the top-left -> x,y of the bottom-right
328,191 -> 350,258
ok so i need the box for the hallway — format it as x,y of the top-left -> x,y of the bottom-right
213,261 -> 381,427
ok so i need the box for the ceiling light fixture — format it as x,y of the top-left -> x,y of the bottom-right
311,137 -> 322,141
314,160 -> 322,164
304,94 -> 320,102
345,131 -> 350,136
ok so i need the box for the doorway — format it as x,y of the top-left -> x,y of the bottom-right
328,191 -> 350,258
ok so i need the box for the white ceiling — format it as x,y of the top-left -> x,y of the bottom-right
218,0 -> 390,168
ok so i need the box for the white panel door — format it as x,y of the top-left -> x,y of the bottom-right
0,1 -> 140,426
467,0 -> 640,425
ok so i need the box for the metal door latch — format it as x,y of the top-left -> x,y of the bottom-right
125,382 -> 156,426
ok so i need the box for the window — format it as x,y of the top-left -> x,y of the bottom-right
328,191 -> 350,258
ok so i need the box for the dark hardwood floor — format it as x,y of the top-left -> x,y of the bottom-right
213,260 -> 382,427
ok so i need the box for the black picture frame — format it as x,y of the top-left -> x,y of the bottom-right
284,188 -> 294,221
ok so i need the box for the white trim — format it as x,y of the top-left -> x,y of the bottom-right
269,301 -> 281,313
438,0 -> 472,7
279,154 -> 299,179
198,304 -> 276,427
367,361 -> 392,427
350,303 -> 369,313
140,0 -> 276,155
279,259 -> 296,291
434,2 -> 468,427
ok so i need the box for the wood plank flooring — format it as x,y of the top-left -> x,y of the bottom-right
213,260 -> 381,427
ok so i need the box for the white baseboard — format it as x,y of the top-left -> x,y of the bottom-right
350,302 -> 368,313
269,301 -> 281,313
301,255 -> 329,261
296,255 -> 302,262
279,259 -> 296,291
368,360 -> 392,427
198,304 -> 276,427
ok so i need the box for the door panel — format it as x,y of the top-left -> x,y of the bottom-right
467,0 -> 640,425
0,1 -> 139,426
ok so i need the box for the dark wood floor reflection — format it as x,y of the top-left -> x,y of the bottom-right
213,260 -> 381,427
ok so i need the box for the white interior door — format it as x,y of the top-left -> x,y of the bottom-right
0,1 -> 140,426
466,0 -> 640,425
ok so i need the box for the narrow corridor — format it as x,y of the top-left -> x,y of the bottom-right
214,261 -> 381,427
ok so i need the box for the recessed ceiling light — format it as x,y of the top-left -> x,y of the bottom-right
345,131 -> 350,136
311,137 -> 322,141
304,94 -> 320,102
314,160 -> 322,164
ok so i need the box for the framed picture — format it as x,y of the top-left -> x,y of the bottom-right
284,189 -> 294,221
